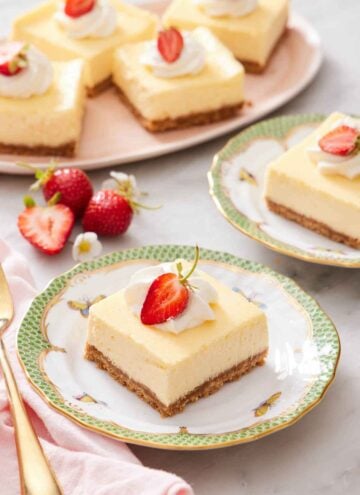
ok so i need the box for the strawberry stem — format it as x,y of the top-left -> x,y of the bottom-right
15,160 -> 57,191
23,195 -> 36,208
131,200 -> 162,212
179,245 -> 200,285
47,192 -> 62,206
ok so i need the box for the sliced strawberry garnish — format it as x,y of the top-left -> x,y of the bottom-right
141,272 -> 189,325
64,0 -> 95,18
319,125 -> 360,157
141,246 -> 200,326
17,198 -> 74,255
0,42 -> 27,77
157,27 -> 184,63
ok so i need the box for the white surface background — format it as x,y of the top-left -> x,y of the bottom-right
1,1 -> 360,494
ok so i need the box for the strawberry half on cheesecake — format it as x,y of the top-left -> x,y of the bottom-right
85,247 -> 269,417
264,112 -> 360,248
0,41 -> 85,157
112,26 -> 245,132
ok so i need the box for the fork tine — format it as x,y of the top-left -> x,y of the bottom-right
0,265 -> 14,331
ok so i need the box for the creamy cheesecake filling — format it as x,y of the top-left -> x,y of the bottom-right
113,27 -> 244,121
87,311 -> 268,407
194,0 -> 258,18
0,60 -> 85,147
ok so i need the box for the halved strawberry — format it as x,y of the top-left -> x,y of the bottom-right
319,125 -> 360,157
141,246 -> 200,325
64,0 -> 95,18
18,198 -> 74,255
0,42 -> 27,77
141,272 -> 190,325
157,27 -> 184,63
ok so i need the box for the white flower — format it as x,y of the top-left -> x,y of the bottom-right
72,232 -> 103,263
101,171 -> 140,199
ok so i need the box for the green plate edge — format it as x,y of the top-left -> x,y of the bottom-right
208,113 -> 360,268
17,245 -> 340,450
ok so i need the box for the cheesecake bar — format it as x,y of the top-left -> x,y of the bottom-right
264,112 -> 360,248
112,27 -> 245,132
0,46 -> 85,157
11,0 -> 158,96
163,0 -> 289,72
85,265 -> 268,417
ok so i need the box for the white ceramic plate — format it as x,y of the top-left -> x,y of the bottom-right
17,245 -> 340,449
1,6 -> 322,175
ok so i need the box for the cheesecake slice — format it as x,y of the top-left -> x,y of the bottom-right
264,112 -> 360,248
162,0 -> 289,73
112,27 -> 245,132
11,0 -> 158,96
0,43 -> 85,157
85,263 -> 268,417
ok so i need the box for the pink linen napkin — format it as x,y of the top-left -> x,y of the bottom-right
0,239 -> 193,495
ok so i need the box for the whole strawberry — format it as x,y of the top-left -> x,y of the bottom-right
25,162 -> 93,217
82,190 -> 133,236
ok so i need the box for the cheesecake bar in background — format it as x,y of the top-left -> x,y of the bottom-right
0,41 -> 85,157
112,27 -> 245,132
11,0 -> 158,96
264,112 -> 360,248
163,0 -> 289,73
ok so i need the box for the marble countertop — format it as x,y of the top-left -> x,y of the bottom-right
1,0 -> 359,493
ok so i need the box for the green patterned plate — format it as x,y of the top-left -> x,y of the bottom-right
209,114 -> 360,267
17,245 -> 340,450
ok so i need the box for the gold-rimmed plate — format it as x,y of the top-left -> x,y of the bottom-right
17,245 -> 340,450
208,114 -> 360,268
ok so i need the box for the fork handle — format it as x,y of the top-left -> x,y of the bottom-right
0,339 -> 62,495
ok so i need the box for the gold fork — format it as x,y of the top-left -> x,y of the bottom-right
0,265 -> 62,495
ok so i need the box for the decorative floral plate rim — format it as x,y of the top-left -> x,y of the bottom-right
208,114 -> 360,268
17,245 -> 340,450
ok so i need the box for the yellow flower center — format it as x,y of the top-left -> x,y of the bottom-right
78,240 -> 91,254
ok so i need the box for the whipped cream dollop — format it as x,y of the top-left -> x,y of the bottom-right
307,117 -> 360,179
124,261 -> 218,334
194,0 -> 258,17
140,32 -> 206,78
54,0 -> 117,39
0,46 -> 53,99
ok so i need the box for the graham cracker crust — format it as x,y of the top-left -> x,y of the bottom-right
266,198 -> 360,248
87,76 -> 113,97
0,141 -> 76,158
115,86 -> 243,132
85,343 -> 268,417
